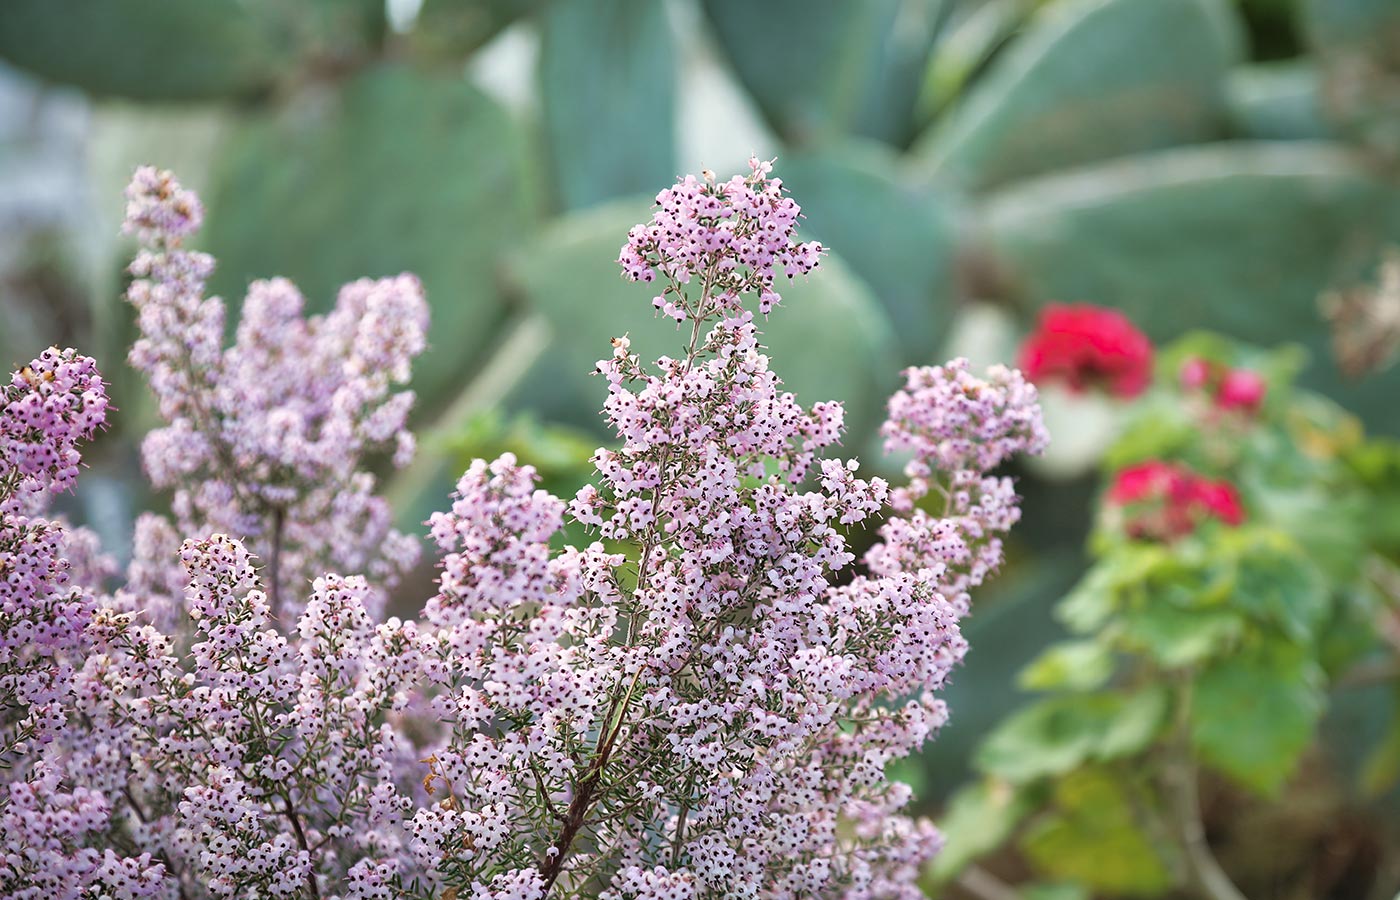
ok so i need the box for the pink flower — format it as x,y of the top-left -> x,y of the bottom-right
1019,304 -> 1153,398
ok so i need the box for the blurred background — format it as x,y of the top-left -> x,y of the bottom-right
2,0 -> 1399,896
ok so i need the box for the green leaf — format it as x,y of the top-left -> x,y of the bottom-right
1019,640 -> 1116,692
1229,531 -> 1332,641
538,0 -> 675,212
1190,641 -> 1325,795
501,198 -> 899,443
699,0 -> 943,146
204,65 -> 536,413
0,0 -> 381,101
911,0 -> 1243,190
1228,63 -> 1335,141
776,144 -> 962,363
928,779 -> 1036,883
1020,769 -> 1174,894
1360,686 -> 1400,797
975,690 -> 1169,784
981,141 -> 1400,433
409,0 -> 544,59
1115,603 -> 1245,668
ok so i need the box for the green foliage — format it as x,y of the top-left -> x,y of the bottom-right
928,779 -> 1037,882
976,689 -> 1168,784
203,65 -> 536,413
776,145 -> 961,362
538,0 -> 676,211
1227,63 -> 1334,141
981,142 -> 1400,430
1019,769 -> 1174,894
941,334 -> 1399,893
0,0 -> 382,101
912,0 -> 1242,189
408,0 -> 545,60
1190,642 -> 1326,795
699,0 -> 945,147
500,198 -> 899,441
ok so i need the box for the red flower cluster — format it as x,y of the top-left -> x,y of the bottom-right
1179,357 -> 1267,413
1019,304 -> 1153,398
1107,460 -> 1244,541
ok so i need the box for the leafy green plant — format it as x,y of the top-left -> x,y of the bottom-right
932,333 -> 1400,897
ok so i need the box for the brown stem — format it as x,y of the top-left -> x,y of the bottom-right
956,865 -> 1023,900
268,506 -> 285,617
280,791 -> 321,900
1164,686 -> 1249,900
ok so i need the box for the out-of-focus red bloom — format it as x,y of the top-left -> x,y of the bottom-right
1216,368 -> 1267,412
1019,304 -> 1153,398
1107,460 -> 1245,540
1178,357 -> 1268,414
1178,356 -> 1212,390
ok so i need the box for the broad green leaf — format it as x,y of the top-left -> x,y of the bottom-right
538,0 -> 676,211
409,0 -> 544,59
1360,686 -> 1400,796
204,65 -> 536,413
1190,641 -> 1325,795
975,690 -> 1168,784
699,0 -> 943,147
1228,63 -> 1335,141
1020,769 -> 1173,894
502,198 -> 899,443
1096,687 -> 1170,761
911,0 -> 1243,189
1115,603 -> 1245,668
1019,640 -> 1115,692
928,779 -> 1036,883
777,144 -> 962,363
0,0 -> 381,101
982,142 -> 1400,433
1229,531 -> 1332,640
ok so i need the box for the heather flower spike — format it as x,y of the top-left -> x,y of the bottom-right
123,167 -> 427,619
0,161 -> 1045,899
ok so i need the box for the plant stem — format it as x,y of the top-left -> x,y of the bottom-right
1165,686 -> 1248,900
956,865 -> 1022,900
268,506 -> 285,616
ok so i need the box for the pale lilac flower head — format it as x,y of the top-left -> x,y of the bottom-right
122,167 -> 429,617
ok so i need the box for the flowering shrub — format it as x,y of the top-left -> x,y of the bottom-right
1018,304 -> 1153,399
0,162 -> 1046,898
931,325 -> 1400,898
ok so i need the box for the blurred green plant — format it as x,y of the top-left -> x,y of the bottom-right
929,334 -> 1400,898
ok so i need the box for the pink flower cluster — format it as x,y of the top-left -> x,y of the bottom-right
124,167 -> 427,618
0,162 -> 1046,899
0,347 -> 108,514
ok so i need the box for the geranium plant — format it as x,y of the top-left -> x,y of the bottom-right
932,321 -> 1399,899
0,163 -> 1046,899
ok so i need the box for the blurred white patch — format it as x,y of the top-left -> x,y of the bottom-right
940,301 -> 1019,370
671,0 -> 778,177
1028,384 -> 1124,479
386,0 -> 424,33
468,21 -> 539,115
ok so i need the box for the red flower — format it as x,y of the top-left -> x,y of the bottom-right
1019,304 -> 1153,398
1107,460 -> 1245,540
1190,478 -> 1245,526
1216,369 -> 1266,413
1178,357 -> 1267,414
